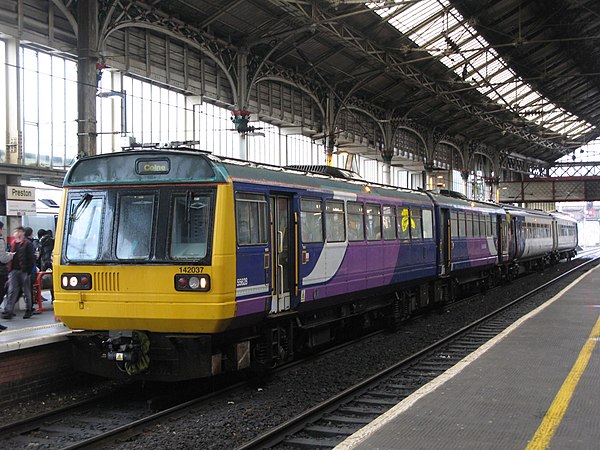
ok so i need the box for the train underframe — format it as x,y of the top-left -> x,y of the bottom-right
68,251 -> 577,381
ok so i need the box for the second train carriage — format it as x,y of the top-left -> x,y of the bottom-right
52,147 -> 578,380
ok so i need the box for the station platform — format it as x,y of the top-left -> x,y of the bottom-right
336,264 -> 600,450
0,293 -> 71,353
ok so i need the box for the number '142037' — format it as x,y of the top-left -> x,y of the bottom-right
179,267 -> 204,274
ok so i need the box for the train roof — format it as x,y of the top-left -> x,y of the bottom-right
427,190 -> 505,213
220,158 -> 432,202
502,204 -> 554,219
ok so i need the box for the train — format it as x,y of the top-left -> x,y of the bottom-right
52,146 -> 578,381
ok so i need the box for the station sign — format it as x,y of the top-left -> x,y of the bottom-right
6,199 -> 37,216
5,185 -> 36,216
6,185 -> 35,201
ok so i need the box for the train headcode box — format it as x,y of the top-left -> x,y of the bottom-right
5,185 -> 36,216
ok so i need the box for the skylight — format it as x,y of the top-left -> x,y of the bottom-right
368,0 -> 594,141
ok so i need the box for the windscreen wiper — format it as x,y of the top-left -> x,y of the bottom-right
68,193 -> 93,234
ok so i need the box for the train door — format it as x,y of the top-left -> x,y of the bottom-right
509,216 -> 517,259
496,213 -> 511,264
496,213 -> 506,263
270,195 -> 295,313
440,208 -> 451,275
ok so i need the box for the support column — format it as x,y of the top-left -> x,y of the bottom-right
77,0 -> 99,158
423,129 -> 439,190
485,177 -> 500,202
382,147 -> 393,185
0,174 -> 23,233
5,37 -> 21,164
325,90 -> 336,166
235,50 -> 249,160
460,169 -> 470,196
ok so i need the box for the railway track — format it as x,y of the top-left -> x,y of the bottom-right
0,331 -> 387,450
235,254 -> 600,450
0,378 -> 245,450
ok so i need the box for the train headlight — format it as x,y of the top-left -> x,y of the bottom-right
175,274 -> 210,292
61,273 -> 92,290
188,277 -> 200,289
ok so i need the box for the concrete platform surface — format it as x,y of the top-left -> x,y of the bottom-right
0,292 -> 71,353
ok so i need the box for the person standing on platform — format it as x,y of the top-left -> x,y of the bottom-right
0,222 -> 15,330
3,226 -> 35,320
39,229 -> 55,302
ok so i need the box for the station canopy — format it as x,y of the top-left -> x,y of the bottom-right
138,0 -> 600,163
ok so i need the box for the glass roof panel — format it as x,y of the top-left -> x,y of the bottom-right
367,0 -> 593,140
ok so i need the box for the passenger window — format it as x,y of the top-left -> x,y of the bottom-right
422,209 -> 433,239
451,211 -> 459,237
348,202 -> 365,241
235,192 -> 268,246
398,207 -> 412,240
459,212 -> 466,237
411,209 -> 422,239
117,194 -> 155,260
466,213 -> 473,237
366,204 -> 382,240
325,200 -> 346,242
382,206 -> 397,240
300,198 -> 324,243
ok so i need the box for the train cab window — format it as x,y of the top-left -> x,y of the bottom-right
366,204 -> 382,240
382,206 -> 397,240
65,194 -> 103,261
169,192 -> 213,259
451,211 -> 459,237
300,198 -> 324,243
325,200 -> 346,242
348,202 -> 365,241
117,194 -> 155,260
458,212 -> 466,237
236,193 -> 268,246
422,209 -> 433,239
411,209 -> 422,239
397,207 -> 411,240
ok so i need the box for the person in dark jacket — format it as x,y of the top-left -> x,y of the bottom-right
38,229 -> 55,301
3,227 -> 35,319
0,222 -> 15,330
39,229 -> 54,271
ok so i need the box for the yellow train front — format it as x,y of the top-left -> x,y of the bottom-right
54,148 -> 244,380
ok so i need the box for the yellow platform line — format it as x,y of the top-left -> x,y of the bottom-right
526,314 -> 600,450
